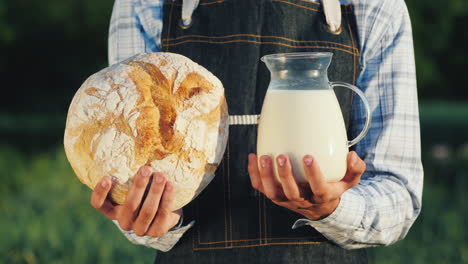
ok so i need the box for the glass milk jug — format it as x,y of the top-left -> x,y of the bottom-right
257,52 -> 371,182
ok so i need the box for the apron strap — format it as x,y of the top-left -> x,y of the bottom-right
229,115 -> 260,125
180,0 -> 342,33
181,0 -> 199,28
322,0 -> 342,34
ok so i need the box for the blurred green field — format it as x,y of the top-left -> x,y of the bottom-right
1,101 -> 467,263
0,146 -> 156,264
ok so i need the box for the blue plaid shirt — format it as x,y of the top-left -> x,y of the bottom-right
109,0 -> 423,251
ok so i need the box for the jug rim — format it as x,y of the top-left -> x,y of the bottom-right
261,52 -> 332,62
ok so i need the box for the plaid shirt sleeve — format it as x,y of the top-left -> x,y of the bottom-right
108,0 -> 164,65
112,218 -> 195,252
108,0 -> 423,251
294,0 -> 423,249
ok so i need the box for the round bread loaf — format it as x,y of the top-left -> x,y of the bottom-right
64,52 -> 229,210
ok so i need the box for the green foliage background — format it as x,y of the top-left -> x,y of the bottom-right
0,0 -> 467,263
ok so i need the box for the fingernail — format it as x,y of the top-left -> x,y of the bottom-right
101,178 -> 109,188
154,174 -> 164,184
304,156 -> 313,167
141,166 -> 152,177
260,157 -> 268,168
277,157 -> 285,167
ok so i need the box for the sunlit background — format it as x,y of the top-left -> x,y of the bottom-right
1,0 -> 467,263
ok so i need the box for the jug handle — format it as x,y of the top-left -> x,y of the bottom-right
331,82 -> 372,147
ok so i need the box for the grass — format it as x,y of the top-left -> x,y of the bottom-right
367,159 -> 468,263
0,146 -> 155,264
0,101 -> 467,263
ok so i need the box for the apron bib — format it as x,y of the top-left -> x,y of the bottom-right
156,0 -> 366,262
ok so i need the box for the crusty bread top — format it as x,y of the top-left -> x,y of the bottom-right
64,52 -> 229,210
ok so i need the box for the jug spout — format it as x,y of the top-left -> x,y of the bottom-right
261,52 -> 333,90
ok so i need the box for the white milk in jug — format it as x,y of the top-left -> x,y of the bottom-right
257,89 -> 349,183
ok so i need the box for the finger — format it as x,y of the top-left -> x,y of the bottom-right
90,176 -> 118,219
90,176 -> 112,209
248,153 -> 263,192
147,181 -> 177,237
133,172 -> 167,236
117,165 -> 152,231
276,155 -> 302,201
259,155 -> 286,201
302,155 -> 328,202
338,152 -> 366,190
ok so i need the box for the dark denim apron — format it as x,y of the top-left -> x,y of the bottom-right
156,0 -> 367,263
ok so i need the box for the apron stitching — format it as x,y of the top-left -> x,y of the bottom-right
259,182 -> 262,244
345,7 -> 358,85
346,6 -> 360,55
296,0 -> 321,6
196,236 -> 323,245
166,0 -> 354,11
162,34 -> 358,51
193,241 -> 323,251
271,0 -> 319,12
164,40 -> 359,56
196,195 -> 202,246
165,0 -> 175,52
200,0 -> 225,5
192,202 -> 195,249
193,223 -> 196,249
173,0 -> 225,7
199,238 -> 261,245
227,142 -> 233,248
345,7 -> 357,141
172,0 -> 336,8
223,149 -> 228,248
270,0 -> 353,14
261,241 -> 323,245
198,201 -> 201,245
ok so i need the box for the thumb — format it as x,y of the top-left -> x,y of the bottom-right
341,151 -> 366,187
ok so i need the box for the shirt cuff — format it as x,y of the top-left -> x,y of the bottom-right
113,211 -> 195,252
292,189 -> 366,243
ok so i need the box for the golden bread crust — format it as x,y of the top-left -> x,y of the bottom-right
64,52 -> 228,210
